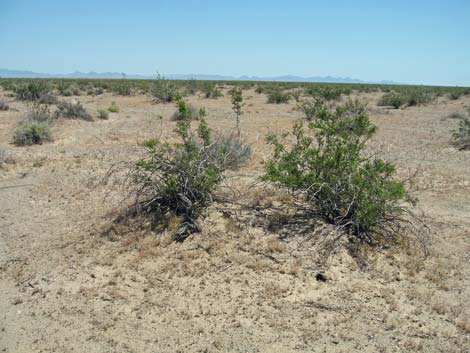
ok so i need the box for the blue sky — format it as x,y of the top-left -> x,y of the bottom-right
1,0 -> 469,86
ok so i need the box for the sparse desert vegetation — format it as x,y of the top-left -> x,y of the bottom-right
1,78 -> 470,353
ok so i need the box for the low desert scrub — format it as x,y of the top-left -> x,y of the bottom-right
151,74 -> 182,103
97,109 -> 110,120
202,82 -> 223,98
108,102 -> 119,113
378,91 -> 433,109
452,118 -> 470,150
14,81 -> 51,101
229,87 -> 244,138
267,90 -> 290,104
171,100 -> 202,121
263,100 -> 413,243
296,99 -> 323,121
207,132 -> 252,170
13,115 -> 53,146
305,86 -> 347,101
377,92 -> 404,109
122,108 -> 224,241
113,82 -> 132,96
55,101 -> 93,120
0,101 -> 9,111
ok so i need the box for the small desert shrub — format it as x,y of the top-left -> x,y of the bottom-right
97,109 -> 110,120
305,86 -> 346,101
202,82 -> 223,99
108,102 -> 119,113
13,119 -> 53,146
151,74 -> 182,103
57,82 -> 78,96
296,99 -> 323,121
452,118 -> 470,150
267,91 -> 290,104
378,93 -> 404,109
26,104 -> 51,122
207,132 -> 252,170
55,101 -> 93,120
171,100 -> 202,121
38,92 -> 58,105
255,86 -> 264,94
290,89 -> 303,102
0,101 -> 9,111
263,101 -> 411,242
126,110 -> 224,241
229,87 -> 244,137
14,81 -> 51,101
114,83 -> 132,96
379,91 -> 432,109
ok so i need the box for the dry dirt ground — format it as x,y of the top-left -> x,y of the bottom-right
0,87 -> 469,353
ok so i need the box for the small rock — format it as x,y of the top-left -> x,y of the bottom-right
315,273 -> 328,282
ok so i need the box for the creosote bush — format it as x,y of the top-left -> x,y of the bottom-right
127,107 -> 224,241
202,82 -> 223,99
378,90 -> 433,109
263,101 -> 412,242
151,74 -> 182,103
296,99 -> 323,121
171,100 -> 202,121
55,101 -> 93,120
267,90 -> 290,104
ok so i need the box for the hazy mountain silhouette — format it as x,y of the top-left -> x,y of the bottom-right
0,68 -> 401,85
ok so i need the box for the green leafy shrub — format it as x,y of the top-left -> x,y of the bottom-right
296,99 -> 323,121
108,102 -> 119,113
114,83 -> 132,96
267,90 -> 290,104
171,100 -> 202,121
127,109 -> 224,241
97,109 -> 110,120
378,90 -> 433,109
55,101 -> 93,120
202,82 -> 223,98
151,74 -> 182,103
452,118 -> 470,150
378,93 -> 404,109
263,101 -> 411,242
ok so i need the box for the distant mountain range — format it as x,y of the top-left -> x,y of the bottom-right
0,68 -> 401,85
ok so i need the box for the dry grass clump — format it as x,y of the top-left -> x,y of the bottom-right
108,102 -> 119,113
206,133 -> 252,170
97,109 -> 110,120
13,119 -> 53,146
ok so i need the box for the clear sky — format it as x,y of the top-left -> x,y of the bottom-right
1,0 -> 469,86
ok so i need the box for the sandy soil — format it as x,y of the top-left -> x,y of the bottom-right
0,88 -> 469,352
